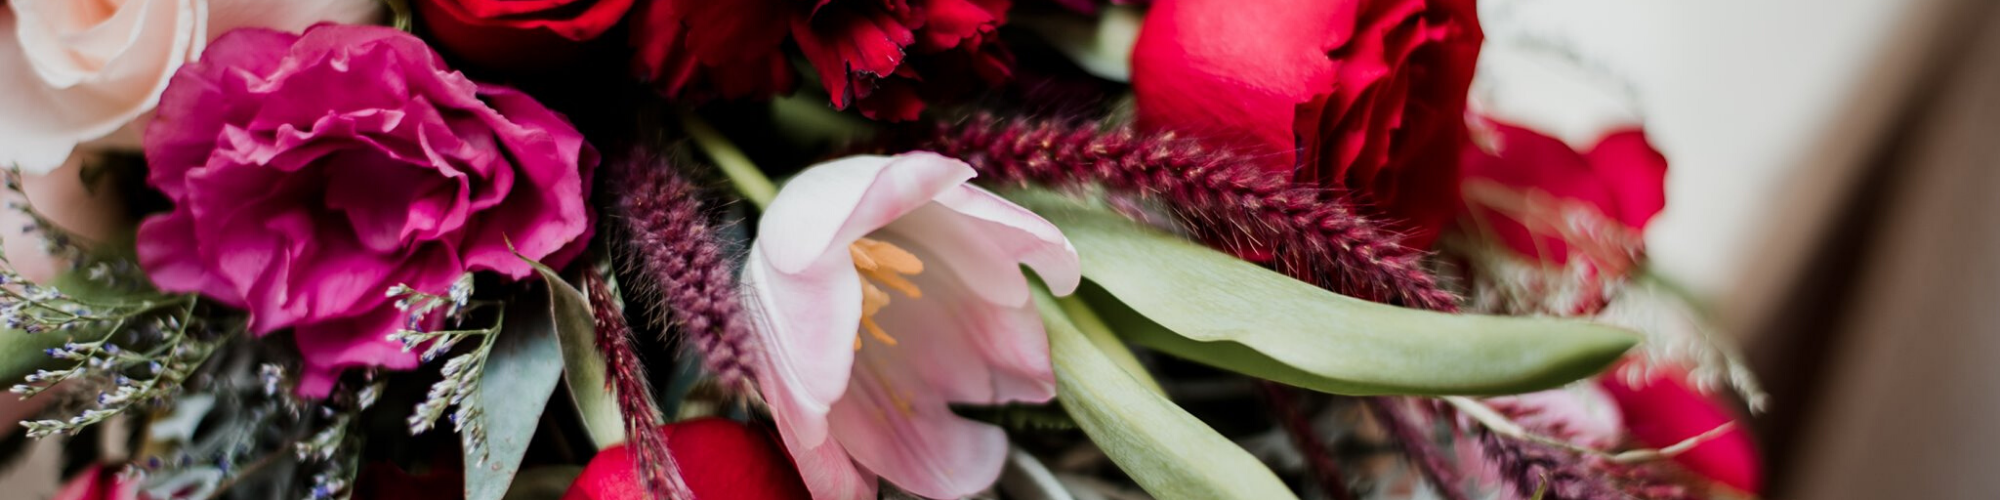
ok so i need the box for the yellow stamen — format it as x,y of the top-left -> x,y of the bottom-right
861,317 -> 897,346
850,237 -> 924,349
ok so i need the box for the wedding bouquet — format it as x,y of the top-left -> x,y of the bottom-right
0,0 -> 1766,498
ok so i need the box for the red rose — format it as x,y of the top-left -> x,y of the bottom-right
629,0 -> 1012,120
1131,0 -> 1482,248
1457,118 -> 1667,268
414,0 -> 635,71
1601,368 -> 1761,494
563,418 -> 810,500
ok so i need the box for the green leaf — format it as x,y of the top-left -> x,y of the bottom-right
1037,285 -> 1297,500
502,466 -> 585,500
1020,194 -> 1638,396
523,259 -> 625,449
0,272 -> 139,387
467,293 -> 567,500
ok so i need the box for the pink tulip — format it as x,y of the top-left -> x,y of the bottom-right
742,152 -> 1081,499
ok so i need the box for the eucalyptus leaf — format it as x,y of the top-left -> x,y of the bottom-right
1020,194 -> 1637,396
502,466 -> 585,500
524,259 -> 625,449
467,293 -> 567,500
1037,286 -> 1297,500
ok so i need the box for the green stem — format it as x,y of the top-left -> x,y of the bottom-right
680,111 -> 777,210
1055,294 -> 1167,396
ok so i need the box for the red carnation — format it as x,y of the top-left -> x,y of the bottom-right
1131,0 -> 1482,248
629,0 -> 1013,120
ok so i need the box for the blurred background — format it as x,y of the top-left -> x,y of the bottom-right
1475,0 -> 1997,497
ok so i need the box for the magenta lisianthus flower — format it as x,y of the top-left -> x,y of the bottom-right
743,152 -> 1080,499
137,24 -> 596,397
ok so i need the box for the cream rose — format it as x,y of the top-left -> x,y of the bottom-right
0,0 -> 381,172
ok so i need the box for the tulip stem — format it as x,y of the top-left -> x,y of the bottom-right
1055,295 -> 1166,396
680,111 -> 778,210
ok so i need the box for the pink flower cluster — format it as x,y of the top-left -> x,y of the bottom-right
138,24 -> 596,396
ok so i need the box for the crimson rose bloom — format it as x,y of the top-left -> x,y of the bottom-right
138,25 -> 596,397
563,418 -> 810,500
1457,119 -> 1667,267
630,0 -> 1012,120
414,0 -> 634,71
1131,0 -> 1481,248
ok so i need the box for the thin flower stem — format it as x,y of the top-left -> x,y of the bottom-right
1053,295 -> 1164,396
679,110 -> 776,210
1444,395 -> 1734,464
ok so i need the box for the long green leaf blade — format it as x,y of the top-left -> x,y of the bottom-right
1024,194 -> 1637,396
1037,286 -> 1297,500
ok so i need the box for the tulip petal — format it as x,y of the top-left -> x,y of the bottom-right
756,153 -> 975,275
774,425 -> 878,500
828,350 -> 1009,500
869,235 -> 1057,404
868,238 -> 1064,406
745,246 -> 863,448
885,183 -> 1082,308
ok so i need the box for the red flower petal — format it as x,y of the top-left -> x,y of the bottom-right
1457,120 -> 1667,264
629,0 -> 801,101
1601,371 -> 1763,494
1133,0 -> 1480,249
792,1 -> 917,108
564,418 -> 811,500
415,0 -> 635,71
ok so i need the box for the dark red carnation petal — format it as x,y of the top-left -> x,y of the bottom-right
630,0 -> 800,101
856,76 -> 928,120
792,1 -> 916,108
910,0 -> 1004,52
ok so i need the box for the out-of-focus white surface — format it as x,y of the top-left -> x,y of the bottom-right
1474,0 -> 1959,334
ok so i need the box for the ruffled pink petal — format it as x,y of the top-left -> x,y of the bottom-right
142,27 -> 300,199
827,348 -> 1009,499
755,153 -> 976,275
137,210 -> 244,307
293,304 -> 423,398
744,247 -> 863,448
457,84 -> 596,278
